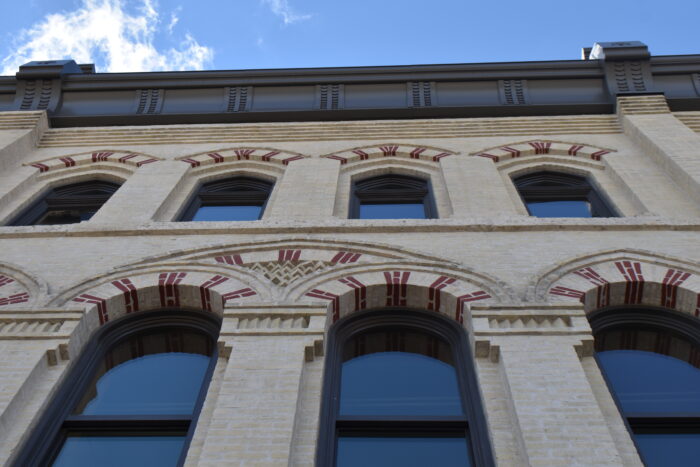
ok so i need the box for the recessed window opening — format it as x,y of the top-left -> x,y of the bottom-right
592,309 -> 700,467
351,174 -> 436,219
513,171 -> 614,218
10,180 -> 120,226
180,177 -> 273,222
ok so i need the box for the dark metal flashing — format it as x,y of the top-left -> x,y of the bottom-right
1,42 -> 699,127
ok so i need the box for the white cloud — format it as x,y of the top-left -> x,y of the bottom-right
1,0 -> 213,74
167,7 -> 181,34
260,0 -> 311,24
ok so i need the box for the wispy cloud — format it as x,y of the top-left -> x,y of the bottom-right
1,0 -> 213,74
260,0 -> 311,24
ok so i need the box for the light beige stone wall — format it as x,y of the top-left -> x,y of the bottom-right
0,97 -> 698,465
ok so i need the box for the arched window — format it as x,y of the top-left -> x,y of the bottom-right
513,171 -> 614,217
591,308 -> 700,467
179,176 -> 273,221
15,310 -> 220,466
350,174 -> 436,219
316,309 -> 494,467
10,180 -> 120,226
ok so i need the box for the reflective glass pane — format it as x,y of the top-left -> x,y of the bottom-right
337,437 -> 471,467
76,330 -> 212,415
527,200 -> 591,217
37,210 -> 95,225
359,203 -> 426,219
597,350 -> 700,413
635,433 -> 700,467
340,330 -> 462,416
52,436 -> 185,467
192,205 -> 261,221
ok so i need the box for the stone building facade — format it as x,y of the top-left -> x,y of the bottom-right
0,41 -> 699,465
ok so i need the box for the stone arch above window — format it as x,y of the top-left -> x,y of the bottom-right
26,150 -> 160,173
0,262 -> 45,308
322,143 -> 456,166
471,140 -> 615,164
535,250 -> 700,315
177,147 -> 307,168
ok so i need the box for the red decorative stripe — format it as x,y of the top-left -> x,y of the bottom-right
261,151 -> 281,161
0,292 -> 30,307
182,158 -> 200,167
549,286 -> 585,301
221,287 -> 256,304
454,291 -> 491,323
215,254 -> 243,265
0,275 -> 14,287
428,275 -> 457,311
568,145 -> 585,156
207,153 -> 224,163
339,276 -> 367,311
384,271 -> 410,306
59,157 -> 76,167
330,251 -> 362,264
31,163 -> 50,172
352,149 -> 369,160
696,294 -> 700,317
615,261 -> 645,304
118,154 -> 138,163
326,155 -> 347,164
380,145 -> 399,156
528,141 -> 551,155
475,153 -> 499,162
136,158 -> 157,167
432,152 -> 451,161
111,278 -> 139,313
73,293 -> 108,324
500,146 -> 521,158
410,147 -> 426,159
200,275 -> 229,312
661,269 -> 691,309
158,272 -> 186,307
306,289 -> 340,322
591,150 -> 610,161
92,152 -> 114,162
234,149 -> 255,160
278,249 -> 301,262
283,155 -> 304,165
573,267 -> 610,308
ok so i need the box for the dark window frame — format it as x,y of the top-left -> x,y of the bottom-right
513,171 -> 616,217
178,176 -> 273,221
316,308 -> 495,467
590,306 -> 700,464
349,174 -> 437,219
12,310 -> 221,467
9,180 -> 121,226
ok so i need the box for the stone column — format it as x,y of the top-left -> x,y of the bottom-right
440,155 -> 519,218
89,160 -> 190,225
266,158 -> 340,219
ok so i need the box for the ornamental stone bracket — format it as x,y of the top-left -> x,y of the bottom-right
469,303 -> 591,337
0,309 -> 82,340
221,303 -> 327,336
11,60 -> 88,113
589,41 -> 655,97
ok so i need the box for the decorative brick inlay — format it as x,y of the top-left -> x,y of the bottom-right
221,288 -> 256,304
178,148 -> 306,167
473,140 -> 614,164
661,269 -> 691,308
199,275 -> 229,311
574,267 -> 610,308
158,272 -> 186,307
0,292 -> 29,307
339,276 -> 367,311
0,275 -> 14,287
306,289 -> 340,322
278,249 -> 301,262
615,261 -> 645,304
549,286 -> 585,301
73,293 -> 108,324
215,254 -> 243,265
384,271 -> 410,306
29,151 -> 159,173
427,275 -> 456,311
323,145 -> 455,166
330,251 -> 362,264
111,278 -> 139,313
696,295 -> 700,317
454,291 -> 491,323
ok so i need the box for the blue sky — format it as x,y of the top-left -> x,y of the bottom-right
1,0 -> 698,75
